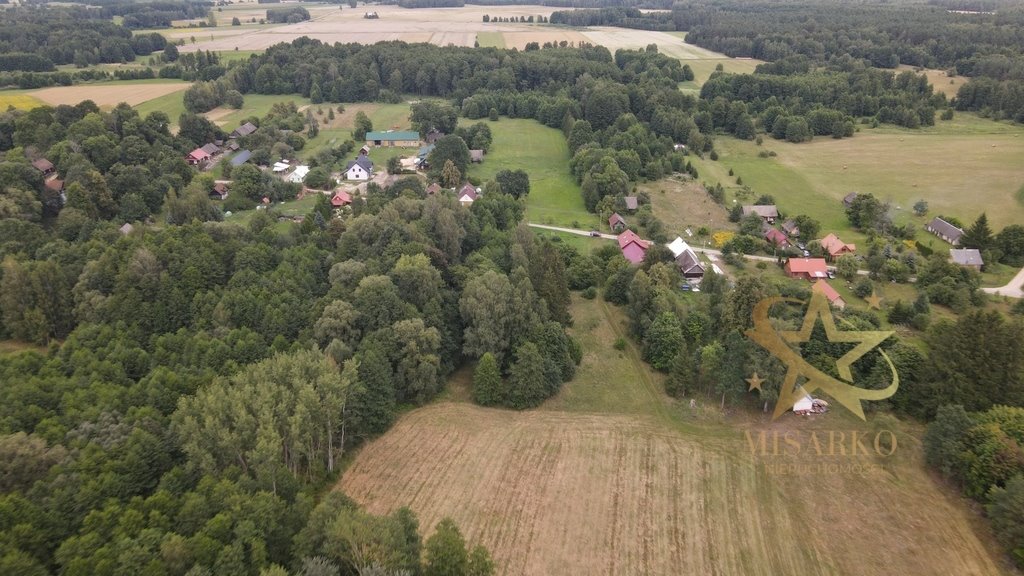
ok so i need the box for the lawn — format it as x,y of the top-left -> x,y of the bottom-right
223,192 -> 321,227
691,113 -> 1024,244
476,32 -> 505,48
462,117 -> 595,228
639,175 -> 735,238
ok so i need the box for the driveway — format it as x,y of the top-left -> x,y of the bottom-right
982,266 -> 1024,298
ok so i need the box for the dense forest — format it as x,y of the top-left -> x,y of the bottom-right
0,7 -> 166,71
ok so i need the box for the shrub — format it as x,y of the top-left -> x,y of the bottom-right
613,337 -> 626,350
582,286 -> 597,299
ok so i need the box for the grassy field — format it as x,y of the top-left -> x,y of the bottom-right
476,32 -> 506,48
0,92 -> 46,110
134,89 -> 189,125
640,175 -> 735,238
690,113 -> 1024,245
463,117 -> 595,228
339,294 -> 1012,575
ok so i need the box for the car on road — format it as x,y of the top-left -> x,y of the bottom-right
589,230 -> 601,237
802,250 -> 811,257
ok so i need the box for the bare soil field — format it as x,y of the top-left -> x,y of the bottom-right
339,297 -> 1013,576
30,82 -> 190,108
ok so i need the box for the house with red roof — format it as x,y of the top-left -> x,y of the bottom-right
785,257 -> 828,280
618,230 -> 650,264
186,147 -> 211,165
609,212 -> 627,232
820,233 -> 855,260
458,183 -> 479,205
331,190 -> 352,207
764,228 -> 790,248
812,280 -> 846,309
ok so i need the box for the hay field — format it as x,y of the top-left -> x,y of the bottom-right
180,5 -> 567,53
897,65 -> 968,99
30,82 -> 190,108
339,296 -> 1011,576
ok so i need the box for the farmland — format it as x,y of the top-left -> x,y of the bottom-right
462,117 -> 595,228
29,81 -> 190,108
0,92 -> 45,110
339,296 -> 1011,576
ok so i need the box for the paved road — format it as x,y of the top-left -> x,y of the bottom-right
982,265 -> 1024,298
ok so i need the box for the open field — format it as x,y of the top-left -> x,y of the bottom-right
476,31 -> 506,48
339,295 -> 1013,576
640,175 -> 735,238
462,118 -> 595,228
29,82 -> 190,108
899,65 -> 968,99
0,92 -> 46,110
134,89 -> 189,126
690,113 -> 1024,244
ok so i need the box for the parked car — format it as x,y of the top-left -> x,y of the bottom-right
679,283 -> 692,292
802,250 -> 811,257
589,230 -> 601,237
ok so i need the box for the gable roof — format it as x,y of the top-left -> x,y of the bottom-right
950,248 -> 984,266
31,158 -> 54,172
212,182 -> 228,194
676,249 -> 704,275
764,228 -> 790,246
927,217 -> 964,242
786,257 -> 828,277
812,280 -> 844,305
346,157 -> 373,172
425,129 -> 444,144
842,191 -> 858,206
609,212 -> 626,228
366,130 -> 420,141
119,223 -> 134,235
44,178 -> 63,192
742,205 -> 779,219
188,148 -> 210,160
666,236 -> 688,258
230,150 -> 252,166
624,196 -> 638,210
232,122 -> 257,137
288,165 -> 310,183
781,219 -> 800,235
820,233 -> 855,256
200,143 -> 220,155
458,183 -> 478,201
426,183 -> 442,195
617,229 -> 649,250
331,190 -> 352,206
469,149 -> 484,162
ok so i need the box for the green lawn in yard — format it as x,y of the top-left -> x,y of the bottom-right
531,229 -> 613,254
223,193 -> 321,226
462,117 -> 595,228
476,32 -> 505,48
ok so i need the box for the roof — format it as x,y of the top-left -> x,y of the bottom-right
950,248 -> 984,266
812,280 -> 844,305
842,192 -> 858,205
417,144 -> 435,159
609,212 -> 626,227
458,183 -> 478,201
764,228 -> 789,246
676,250 -> 704,275
119,223 -> 134,235
781,219 -> 800,235
346,157 -> 373,172
624,196 -> 638,210
469,149 -> 484,162
426,183 -> 442,195
44,178 -> 63,192
212,182 -> 228,194
820,233 -> 855,256
666,236 -> 688,258
366,130 -> 420,141
230,150 -> 252,166
188,148 -> 210,160
786,257 -> 828,278
31,158 -> 54,172
288,165 -> 310,183
331,190 -> 352,206
272,161 -> 290,172
742,205 -> 779,219
617,229 -> 650,250
232,122 -> 257,137
200,143 -> 220,155
928,217 -> 964,242
425,129 -> 444,144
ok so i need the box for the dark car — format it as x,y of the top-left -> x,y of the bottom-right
589,230 -> 601,237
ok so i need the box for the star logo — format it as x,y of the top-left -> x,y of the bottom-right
745,291 -> 899,420
746,372 -> 764,392
865,291 -> 883,310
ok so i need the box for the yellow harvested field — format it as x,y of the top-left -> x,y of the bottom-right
0,92 -> 46,110
898,65 -> 968,99
582,27 -> 725,59
30,82 -> 190,108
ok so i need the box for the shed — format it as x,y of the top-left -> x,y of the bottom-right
624,196 -> 638,211
469,149 -> 484,163
608,212 -> 627,232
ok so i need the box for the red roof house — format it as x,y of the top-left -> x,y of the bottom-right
31,158 -> 55,175
785,257 -> 828,280
458,184 -> 479,205
331,190 -> 352,207
812,280 -> 846,309
187,148 -> 211,165
764,228 -> 790,248
618,230 -> 650,264
820,233 -> 856,259
609,212 -> 627,232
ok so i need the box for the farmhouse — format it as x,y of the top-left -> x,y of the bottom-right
842,192 -> 858,207
209,182 -> 228,200
458,183 -> 479,205
186,147 -> 211,165
331,190 -> 352,207
764,228 -> 790,248
742,204 -> 779,223
926,217 -> 964,245
785,257 -> 829,280
618,230 -> 650,264
624,196 -> 638,211
345,157 -> 373,181
31,158 -> 55,175
820,233 -> 856,259
950,248 -> 984,270
230,150 -> 252,167
469,149 -> 485,163
812,280 -> 846,310
231,122 -> 257,138
608,212 -> 627,232
287,165 -> 310,184
366,130 -> 420,148
667,237 -> 705,279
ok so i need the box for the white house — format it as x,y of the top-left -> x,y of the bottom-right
345,157 -> 373,181
458,183 -> 479,206
288,165 -> 310,184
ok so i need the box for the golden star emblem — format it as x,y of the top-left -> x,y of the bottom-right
746,372 -> 765,392
864,291 -> 883,310
745,291 -> 898,420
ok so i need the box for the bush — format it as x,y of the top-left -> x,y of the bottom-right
613,337 -> 626,350
582,286 -> 597,299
